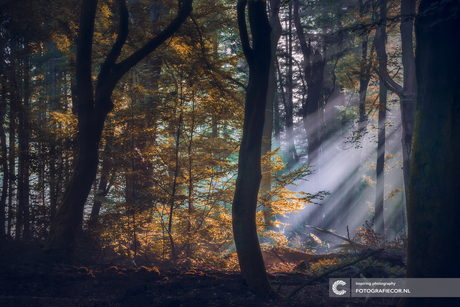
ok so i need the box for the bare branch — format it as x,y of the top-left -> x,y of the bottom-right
96,0 -> 129,92
237,0 -> 253,63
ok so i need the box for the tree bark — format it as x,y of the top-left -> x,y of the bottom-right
398,0 -> 460,305
88,136 -> 113,229
7,87 -> 15,237
262,0 -> 282,225
0,35 -> 7,238
374,0 -> 416,205
293,0 -> 326,171
233,0 -> 277,297
18,42 -> 31,239
358,0 -> 370,141
44,0 -> 193,259
293,0 -> 327,227
284,1 -> 298,168
373,0 -> 387,237
399,0 -> 416,203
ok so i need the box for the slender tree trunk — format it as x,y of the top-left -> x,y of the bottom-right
374,0 -> 387,237
262,0 -> 282,225
49,47 -> 58,222
374,0 -> 417,233
294,0 -> 327,227
13,40 -> 31,240
233,0 -> 277,297
399,1 -> 460,306
375,85 -> 386,236
9,41 -> 23,241
167,102 -> 183,263
399,0 -> 416,207
274,93 -> 280,144
356,1 -> 371,229
358,0 -> 370,141
186,102 -> 196,258
21,44 -> 30,239
0,38 -> 7,238
88,135 -> 113,228
293,0 -> 326,170
7,90 -> 15,237
285,1 -> 298,168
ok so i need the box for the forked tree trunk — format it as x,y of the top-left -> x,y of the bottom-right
374,0 -> 417,208
44,0 -> 193,259
232,0 -> 278,298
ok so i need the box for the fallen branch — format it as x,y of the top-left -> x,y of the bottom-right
347,226 -> 357,253
309,225 -> 374,252
286,248 -> 384,300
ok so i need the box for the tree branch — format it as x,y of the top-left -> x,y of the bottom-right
293,0 -> 310,61
108,0 -> 193,87
373,25 -> 404,97
237,0 -> 253,63
76,0 -> 98,109
96,0 -> 129,93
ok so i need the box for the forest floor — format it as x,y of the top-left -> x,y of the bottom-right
0,240 -> 401,307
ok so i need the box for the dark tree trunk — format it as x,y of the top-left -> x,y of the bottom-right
358,0 -> 370,140
88,136 -> 113,229
49,48 -> 58,222
18,44 -> 30,240
398,1 -> 460,306
7,89 -> 15,237
262,0 -> 281,224
293,0 -> 327,227
44,0 -> 193,259
232,0 -> 277,297
374,0 -> 417,233
399,0 -> 416,203
0,35 -> 7,238
293,0 -> 326,171
374,0 -> 387,236
284,1 -> 298,168
375,84 -> 386,236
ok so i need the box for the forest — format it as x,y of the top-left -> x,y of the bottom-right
0,0 -> 459,306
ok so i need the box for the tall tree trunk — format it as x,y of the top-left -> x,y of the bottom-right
186,101 -> 196,258
374,0 -> 417,235
21,43 -> 30,239
44,0 -> 193,259
10,41 -> 23,241
49,46 -> 58,222
358,0 -> 370,141
399,0 -> 416,213
262,0 -> 282,225
167,100 -> 183,264
294,0 -> 327,227
293,0 -> 326,171
233,0 -> 277,297
88,135 -> 113,229
284,1 -> 298,168
355,1 -> 371,231
399,1 -> 460,306
7,89 -> 15,237
0,36 -> 7,238
375,85 -> 386,236
374,0 -> 387,237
